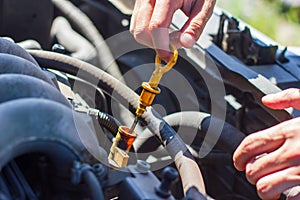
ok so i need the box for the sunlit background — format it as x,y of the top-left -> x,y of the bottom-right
217,0 -> 300,46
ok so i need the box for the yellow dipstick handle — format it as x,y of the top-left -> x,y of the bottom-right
134,45 -> 178,118
148,45 -> 179,88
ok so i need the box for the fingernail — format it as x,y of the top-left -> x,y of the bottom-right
180,33 -> 196,48
245,162 -> 253,173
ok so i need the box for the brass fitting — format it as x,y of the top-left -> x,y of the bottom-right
109,126 -> 136,167
135,82 -> 161,117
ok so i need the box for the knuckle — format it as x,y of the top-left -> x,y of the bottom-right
148,22 -> 163,32
256,179 -> 279,200
133,27 -> 148,40
257,182 -> 271,199
256,175 -> 286,199
246,166 -> 258,184
241,135 -> 256,152
131,27 -> 152,47
284,88 -> 295,98
129,26 -> 134,34
187,22 -> 202,36
284,148 -> 300,164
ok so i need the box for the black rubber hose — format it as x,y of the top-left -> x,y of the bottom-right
186,186 -> 208,200
137,111 -> 246,200
162,111 -> 245,155
98,111 -> 122,135
0,98 -> 107,175
135,111 -> 245,164
0,53 -> 55,87
28,50 -> 206,196
82,170 -> 104,200
0,38 -> 39,66
0,74 -> 71,107
200,116 -> 245,155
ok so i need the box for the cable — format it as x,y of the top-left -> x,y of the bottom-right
98,111 -> 122,135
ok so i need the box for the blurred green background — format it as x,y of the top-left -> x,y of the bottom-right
216,0 -> 300,46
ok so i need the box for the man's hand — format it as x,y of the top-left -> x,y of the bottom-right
130,0 -> 216,61
233,88 -> 300,200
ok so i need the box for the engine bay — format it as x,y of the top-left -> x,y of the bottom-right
0,0 -> 299,199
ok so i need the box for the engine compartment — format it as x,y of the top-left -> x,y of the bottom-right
0,0 -> 299,199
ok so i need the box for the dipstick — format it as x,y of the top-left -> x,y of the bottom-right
129,116 -> 139,134
129,45 -> 178,133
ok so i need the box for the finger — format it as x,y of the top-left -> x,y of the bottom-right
151,28 -> 172,61
169,31 -> 183,49
181,0 -> 197,16
234,117 -> 300,171
245,146 -> 288,184
169,0 -> 194,49
149,0 -> 180,61
130,0 -> 155,47
180,0 -> 216,48
256,167 -> 300,200
130,0 -> 141,34
262,88 -> 300,110
246,139 -> 300,184
233,125 -> 286,171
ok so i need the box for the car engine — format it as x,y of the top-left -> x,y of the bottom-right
0,0 -> 299,199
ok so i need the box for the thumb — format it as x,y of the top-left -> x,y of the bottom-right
262,88 -> 300,110
180,0 -> 215,48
